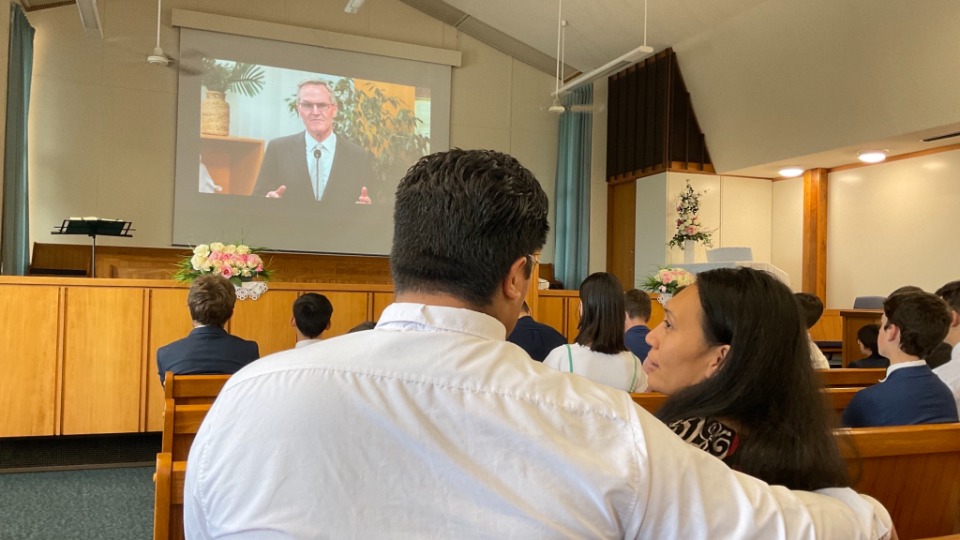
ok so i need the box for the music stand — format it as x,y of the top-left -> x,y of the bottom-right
52,218 -> 134,277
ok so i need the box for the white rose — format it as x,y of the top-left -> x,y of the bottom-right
236,244 -> 251,255
193,244 -> 210,257
224,244 -> 237,254
210,242 -> 225,252
190,254 -> 207,271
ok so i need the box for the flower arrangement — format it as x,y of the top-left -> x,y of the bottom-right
668,181 -> 713,249
642,267 -> 696,296
174,242 -> 272,285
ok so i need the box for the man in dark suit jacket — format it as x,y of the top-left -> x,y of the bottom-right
842,291 -> 958,427
252,80 -> 375,204
507,302 -> 567,362
623,289 -> 652,361
157,274 -> 260,385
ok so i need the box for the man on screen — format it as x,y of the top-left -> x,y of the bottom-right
253,80 -> 376,203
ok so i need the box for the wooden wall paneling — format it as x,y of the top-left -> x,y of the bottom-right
321,291 -> 374,338
648,295 -> 665,329
145,288 -> 193,432
616,70 -> 629,176
230,291 -> 300,357
624,65 -> 638,174
372,292 -> 395,322
607,72 -> 620,178
0,285 -> 61,437
55,288 -> 65,434
840,309 -> 883,367
139,290 -> 150,431
61,287 -> 145,434
536,295 -> 568,341
565,297 -> 581,343
809,309 -> 842,342
644,57 -> 656,170
802,168 -> 829,299
607,180 -> 637,289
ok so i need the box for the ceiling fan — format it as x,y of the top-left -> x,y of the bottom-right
146,0 -> 174,66
551,0 -> 655,98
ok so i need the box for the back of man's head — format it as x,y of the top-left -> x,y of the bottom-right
883,291 -> 951,359
188,274 -> 236,327
935,280 -> 960,315
391,149 -> 549,307
624,289 -> 651,323
794,292 -> 824,329
293,293 -> 334,339
856,324 -> 881,356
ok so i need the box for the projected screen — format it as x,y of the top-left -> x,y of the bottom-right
173,29 -> 452,255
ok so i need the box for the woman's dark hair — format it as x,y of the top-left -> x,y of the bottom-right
655,267 -> 848,490
575,272 -> 627,355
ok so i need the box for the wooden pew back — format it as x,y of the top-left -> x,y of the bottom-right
631,387 -> 863,418
817,368 -> 885,388
164,372 -> 231,405
153,452 -> 186,540
841,423 -> 960,540
161,400 -> 211,461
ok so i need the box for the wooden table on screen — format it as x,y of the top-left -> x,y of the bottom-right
839,309 -> 883,367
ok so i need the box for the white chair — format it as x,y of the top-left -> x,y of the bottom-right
706,247 -> 753,263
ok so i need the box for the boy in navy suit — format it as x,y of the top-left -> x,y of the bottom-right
842,290 -> 958,427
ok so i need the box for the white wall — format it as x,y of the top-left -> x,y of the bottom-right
25,0 -> 559,260
674,0 -> 960,173
771,177 -> 803,290
827,149 -> 960,307
718,176 -> 772,264
633,173 -> 666,286
587,78 -> 608,274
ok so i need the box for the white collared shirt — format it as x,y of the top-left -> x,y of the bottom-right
933,343 -> 960,412
304,131 -> 337,200
293,338 -> 322,349
881,359 -> 928,381
184,303 -> 891,539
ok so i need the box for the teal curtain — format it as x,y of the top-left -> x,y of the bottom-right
553,85 -> 592,289
0,4 -> 34,275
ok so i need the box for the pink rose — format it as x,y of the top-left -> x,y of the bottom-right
220,265 -> 233,278
685,226 -> 697,235
255,265 -> 264,272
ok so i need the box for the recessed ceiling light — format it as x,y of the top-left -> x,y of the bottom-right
778,167 -> 804,178
858,150 -> 887,164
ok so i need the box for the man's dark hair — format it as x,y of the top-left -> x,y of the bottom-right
348,321 -> 376,333
624,289 -> 652,322
575,272 -> 627,355
888,285 -> 924,297
882,291 -> 951,358
935,280 -> 960,314
293,293 -> 334,339
391,149 -> 549,307
794,292 -> 824,329
856,324 -> 880,356
187,274 -> 236,327
520,301 -> 531,314
657,268 -> 848,491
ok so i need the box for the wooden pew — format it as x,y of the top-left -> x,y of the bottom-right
164,372 -> 231,405
161,400 -> 211,461
153,452 -> 186,540
631,387 -> 863,417
841,423 -> 960,540
817,368 -> 885,388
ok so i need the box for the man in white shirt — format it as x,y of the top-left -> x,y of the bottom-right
184,149 -> 892,539
934,280 -> 960,411
291,292 -> 333,349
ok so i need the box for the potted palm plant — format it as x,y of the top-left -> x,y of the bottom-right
201,59 -> 265,136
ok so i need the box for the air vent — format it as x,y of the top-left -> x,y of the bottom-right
922,130 -> 960,143
20,0 -> 74,11
397,0 -> 575,77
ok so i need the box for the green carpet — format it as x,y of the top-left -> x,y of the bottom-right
0,466 -> 154,539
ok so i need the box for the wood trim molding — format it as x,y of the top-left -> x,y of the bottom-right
802,168 -> 828,299
828,143 -> 960,173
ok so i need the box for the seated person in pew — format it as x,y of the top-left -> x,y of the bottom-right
623,288 -> 652,361
842,291 -> 959,427
183,149 -> 893,539
543,272 -> 648,392
888,285 -> 953,369
348,320 -> 377,333
291,292 -> 334,348
156,274 -> 259,386
795,292 -> 832,369
849,324 -> 890,369
933,280 -> 960,413
645,267 -> 848,490
506,300 -> 567,362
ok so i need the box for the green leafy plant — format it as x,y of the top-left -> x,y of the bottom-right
202,59 -> 266,97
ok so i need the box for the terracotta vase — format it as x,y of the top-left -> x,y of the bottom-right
201,90 -> 230,136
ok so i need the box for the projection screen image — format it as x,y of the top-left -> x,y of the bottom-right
174,29 -> 451,256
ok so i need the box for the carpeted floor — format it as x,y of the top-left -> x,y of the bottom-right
0,466 -> 154,539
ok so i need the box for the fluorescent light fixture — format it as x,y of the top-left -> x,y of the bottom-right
778,167 -> 804,178
858,150 -> 887,164
344,0 -> 366,14
552,44 -> 654,96
76,0 -> 103,39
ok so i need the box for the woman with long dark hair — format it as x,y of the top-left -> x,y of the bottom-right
644,267 -> 848,490
543,272 -> 647,392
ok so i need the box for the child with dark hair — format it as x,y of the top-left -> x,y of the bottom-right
849,324 -> 889,369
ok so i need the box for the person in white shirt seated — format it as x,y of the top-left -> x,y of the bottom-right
795,292 -> 832,369
291,292 -> 333,349
183,149 -> 893,539
934,280 -> 960,412
543,272 -> 647,392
